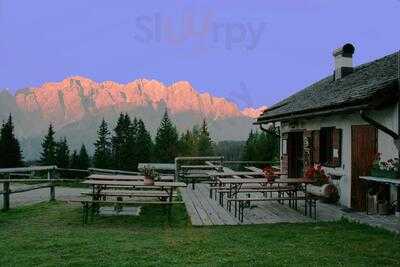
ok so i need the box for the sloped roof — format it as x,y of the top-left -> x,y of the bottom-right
257,52 -> 399,123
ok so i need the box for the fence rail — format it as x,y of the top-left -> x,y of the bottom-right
88,168 -> 140,175
0,165 -> 88,211
0,165 -> 57,174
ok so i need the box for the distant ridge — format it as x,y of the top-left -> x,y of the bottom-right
0,76 -> 266,160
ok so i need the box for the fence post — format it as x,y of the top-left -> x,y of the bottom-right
2,181 -> 10,211
49,170 -> 55,202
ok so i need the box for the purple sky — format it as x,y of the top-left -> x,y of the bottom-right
0,0 -> 399,108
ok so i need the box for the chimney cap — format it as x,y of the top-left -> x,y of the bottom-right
333,43 -> 355,57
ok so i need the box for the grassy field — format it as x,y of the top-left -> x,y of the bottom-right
0,202 -> 399,266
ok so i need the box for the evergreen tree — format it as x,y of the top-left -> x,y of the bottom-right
93,119 -> 112,169
242,128 -> 279,162
78,144 -> 90,170
256,128 -> 280,161
40,124 -> 57,165
215,140 -> 245,161
0,114 -> 23,168
178,130 -> 196,156
197,119 -> 214,156
55,137 -> 70,168
136,119 -> 153,164
70,150 -> 80,169
124,116 -> 138,171
242,130 -> 257,161
154,110 -> 179,162
111,113 -> 131,169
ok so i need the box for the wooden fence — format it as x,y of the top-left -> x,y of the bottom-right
0,166 -> 87,211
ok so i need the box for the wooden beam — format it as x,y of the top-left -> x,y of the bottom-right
0,166 -> 57,174
224,161 -> 279,165
0,179 -> 67,182
88,168 -> 140,175
57,168 -> 89,173
360,110 -> 400,139
10,184 -> 51,194
255,104 -> 370,124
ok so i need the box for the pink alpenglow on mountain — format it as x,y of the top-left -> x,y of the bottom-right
241,106 -> 267,118
4,76 -> 266,159
15,77 -> 259,126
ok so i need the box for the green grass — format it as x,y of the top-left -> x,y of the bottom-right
0,202 -> 399,266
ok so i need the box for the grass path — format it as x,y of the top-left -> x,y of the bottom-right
0,202 -> 400,266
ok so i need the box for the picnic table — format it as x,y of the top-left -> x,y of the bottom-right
78,178 -> 186,224
87,174 -> 174,181
213,177 -> 315,220
180,165 -> 219,170
82,179 -> 186,202
215,178 -> 310,200
178,164 -> 222,189
138,163 -> 175,172
244,166 -> 286,176
207,171 -> 265,178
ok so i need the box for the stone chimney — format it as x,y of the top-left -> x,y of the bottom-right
333,43 -> 355,80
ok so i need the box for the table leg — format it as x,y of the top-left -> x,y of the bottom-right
228,184 -> 232,212
169,187 -> 173,202
235,184 -> 240,217
92,185 -> 96,201
396,186 -> 400,216
304,194 -> 308,216
365,181 -> 369,215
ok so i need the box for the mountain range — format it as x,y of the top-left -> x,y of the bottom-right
0,76 -> 266,160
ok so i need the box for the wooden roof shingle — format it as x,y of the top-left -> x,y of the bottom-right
257,52 -> 399,123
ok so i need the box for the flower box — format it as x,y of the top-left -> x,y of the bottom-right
370,169 -> 398,179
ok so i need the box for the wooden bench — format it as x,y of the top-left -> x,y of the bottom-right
81,190 -> 177,200
209,185 -> 295,200
71,199 -> 184,224
226,195 -> 317,222
217,187 -> 296,205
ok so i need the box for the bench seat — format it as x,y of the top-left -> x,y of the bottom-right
71,199 -> 183,205
226,196 -> 306,202
218,188 -> 295,194
71,199 -> 184,224
225,196 -> 317,222
81,190 -> 177,198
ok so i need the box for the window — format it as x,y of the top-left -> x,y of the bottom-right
312,127 -> 342,167
320,127 -> 334,165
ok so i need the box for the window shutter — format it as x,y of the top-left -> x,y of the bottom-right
303,131 -> 313,172
331,128 -> 342,167
281,133 -> 288,155
312,131 -> 320,164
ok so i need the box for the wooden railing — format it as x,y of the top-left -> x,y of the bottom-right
88,168 -> 140,175
0,166 -> 87,211
174,156 -> 224,181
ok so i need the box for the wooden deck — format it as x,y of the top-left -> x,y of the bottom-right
180,184 -> 400,233
180,183 -> 239,225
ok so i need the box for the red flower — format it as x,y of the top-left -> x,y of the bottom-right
263,166 -> 275,178
305,164 -> 329,185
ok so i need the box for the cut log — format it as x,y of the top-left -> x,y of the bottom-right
306,184 -> 338,199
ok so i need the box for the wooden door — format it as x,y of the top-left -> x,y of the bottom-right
288,132 -> 304,178
351,125 -> 378,211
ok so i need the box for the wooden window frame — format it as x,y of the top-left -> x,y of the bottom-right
318,127 -> 342,168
